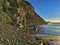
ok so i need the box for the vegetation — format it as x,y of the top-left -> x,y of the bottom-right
0,0 -> 46,45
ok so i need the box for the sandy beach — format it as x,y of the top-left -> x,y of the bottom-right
33,34 -> 60,45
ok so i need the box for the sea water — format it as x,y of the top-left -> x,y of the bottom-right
39,23 -> 60,36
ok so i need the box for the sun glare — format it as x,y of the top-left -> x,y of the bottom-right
46,20 -> 60,22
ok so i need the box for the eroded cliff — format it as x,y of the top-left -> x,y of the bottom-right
0,0 -> 46,45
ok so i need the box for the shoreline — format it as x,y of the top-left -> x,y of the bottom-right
33,34 -> 60,45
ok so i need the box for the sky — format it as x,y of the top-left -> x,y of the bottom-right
26,0 -> 60,22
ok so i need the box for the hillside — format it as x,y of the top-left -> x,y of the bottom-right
0,0 -> 46,25
0,0 -> 46,45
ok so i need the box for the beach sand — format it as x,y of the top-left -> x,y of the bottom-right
33,34 -> 60,45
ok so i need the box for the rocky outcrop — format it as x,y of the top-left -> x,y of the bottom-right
1,0 -> 46,25
0,0 -> 46,45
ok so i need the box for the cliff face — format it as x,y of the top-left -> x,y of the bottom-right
24,1 -> 46,25
0,0 -> 46,25
0,0 -> 46,45
18,0 -> 46,25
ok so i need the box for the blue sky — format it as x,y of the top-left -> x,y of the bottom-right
26,0 -> 60,22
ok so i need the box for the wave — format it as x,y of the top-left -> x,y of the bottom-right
39,23 -> 60,36
47,23 -> 60,26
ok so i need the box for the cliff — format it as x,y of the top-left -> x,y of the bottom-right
0,0 -> 46,45
0,0 -> 46,25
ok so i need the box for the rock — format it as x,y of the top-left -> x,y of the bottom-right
0,0 -> 46,45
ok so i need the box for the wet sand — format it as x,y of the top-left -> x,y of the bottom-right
33,34 -> 60,45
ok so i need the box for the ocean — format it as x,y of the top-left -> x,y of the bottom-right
39,23 -> 60,36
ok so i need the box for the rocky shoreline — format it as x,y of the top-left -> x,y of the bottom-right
0,22 -> 60,45
33,34 -> 60,45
